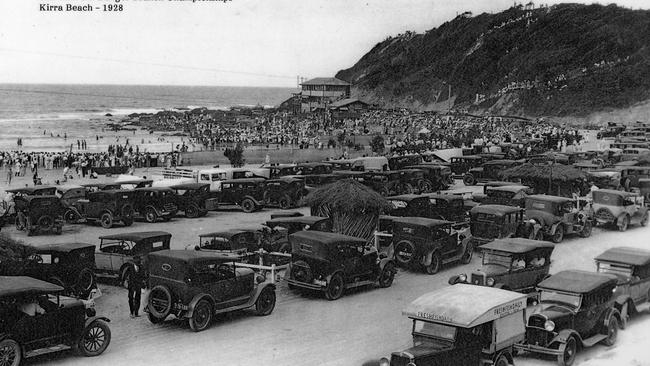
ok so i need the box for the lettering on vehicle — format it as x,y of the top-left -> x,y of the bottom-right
408,311 -> 453,323
493,300 -> 524,317
161,263 -> 172,272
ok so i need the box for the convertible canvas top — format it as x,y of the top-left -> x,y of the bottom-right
387,194 -> 427,202
486,185 -> 530,193
168,182 -> 210,190
392,216 -> 452,228
6,186 -> 57,194
266,216 -> 329,226
199,228 -> 259,238
595,247 -> 650,267
403,284 -> 526,328
471,204 -> 522,216
35,242 -> 95,253
538,270 -> 618,294
526,195 -> 573,204
481,238 -> 554,254
289,231 -> 365,247
99,231 -> 171,241
0,276 -> 64,298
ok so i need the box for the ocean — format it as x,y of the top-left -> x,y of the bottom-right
0,84 -> 297,152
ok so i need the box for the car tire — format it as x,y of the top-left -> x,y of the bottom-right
618,215 -> 629,232
48,276 -> 65,287
641,212 -> 649,227
494,353 -> 509,366
0,338 -> 22,366
420,180 -> 433,193
602,316 -> 619,346
463,174 -> 476,186
425,251 -> 441,275
394,240 -> 416,266
37,215 -> 55,232
254,287 -> 276,316
185,204 -> 199,218
189,299 -> 213,332
148,312 -> 165,324
241,198 -> 255,213
64,209 -> 79,223
325,273 -> 344,301
551,225 -> 564,243
76,268 -> 96,297
557,337 -> 577,366
100,212 -> 113,229
148,285 -> 173,320
578,221 -> 592,238
144,207 -> 157,223
378,262 -> 395,288
279,196 -> 291,209
78,319 -> 111,357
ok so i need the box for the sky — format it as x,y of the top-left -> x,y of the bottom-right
0,0 -> 648,87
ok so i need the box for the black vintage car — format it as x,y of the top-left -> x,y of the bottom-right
264,216 -> 332,253
404,164 -> 454,191
423,193 -> 471,223
387,154 -> 422,171
168,183 -> 218,218
525,195 -> 593,243
22,243 -> 97,298
391,217 -> 472,274
463,160 -> 523,186
0,276 -> 111,363
481,185 -> 532,208
56,185 -> 88,213
217,178 -> 266,213
387,194 -> 431,218
285,231 -> 395,300
146,250 -> 277,331
515,270 -> 621,366
364,171 -> 413,196
6,186 -> 57,197
263,178 -> 305,209
259,164 -> 298,179
192,229 -> 262,262
14,195 -> 64,236
132,187 -> 178,223
294,162 -> 333,175
71,189 -> 135,228
399,169 -> 432,194
450,155 -> 485,178
468,205 -> 531,247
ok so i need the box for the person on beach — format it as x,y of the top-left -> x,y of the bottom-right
128,256 -> 146,318
6,165 -> 12,185
62,166 -> 69,182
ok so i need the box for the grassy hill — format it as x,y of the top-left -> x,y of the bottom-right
336,3 -> 650,117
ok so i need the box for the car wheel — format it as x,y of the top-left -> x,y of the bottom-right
254,287 -> 276,316
325,273 -> 344,301
557,337 -> 577,366
618,215 -> 629,232
147,285 -> 173,319
551,225 -> 564,244
79,319 -> 111,357
420,180 -> 433,193
400,183 -> 414,195
494,353 -> 509,366
279,196 -> 291,209
394,240 -> 416,266
76,268 -> 96,297
463,174 -> 476,186
0,338 -> 22,366
100,212 -> 113,229
378,262 -> 395,288
144,207 -> 157,223
425,251 -> 441,275
147,312 -> 164,324
37,215 -> 55,232
579,221 -> 592,238
241,198 -> 255,213
64,209 -> 78,223
189,299 -> 213,332
602,316 -> 619,346
121,267 -> 132,289
48,276 -> 65,287
122,216 -> 134,227
460,243 -> 473,264
641,212 -> 649,227
185,204 -> 199,218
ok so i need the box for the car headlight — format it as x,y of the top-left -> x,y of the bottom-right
544,320 -> 555,332
458,274 -> 467,282
379,357 -> 390,366
486,277 -> 495,286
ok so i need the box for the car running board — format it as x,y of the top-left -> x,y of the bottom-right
94,273 -> 120,279
442,253 -> 464,265
581,334 -> 608,347
344,279 -> 376,290
25,344 -> 72,358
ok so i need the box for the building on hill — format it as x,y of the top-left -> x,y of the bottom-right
330,98 -> 370,120
299,77 -> 351,113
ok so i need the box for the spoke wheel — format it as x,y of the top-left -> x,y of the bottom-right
602,316 -> 618,346
551,225 -> 564,243
0,339 -> 21,366
189,299 -> 213,332
394,241 -> 415,265
254,287 -> 276,316
425,251 -> 441,275
557,337 -> 577,366
185,205 -> 199,218
145,208 -> 157,223
241,199 -> 255,213
100,213 -> 113,229
460,244 -> 473,264
325,273 -> 344,301
579,221 -> 592,238
378,262 -> 395,288
618,216 -> 629,232
37,215 -> 54,231
79,320 -> 111,357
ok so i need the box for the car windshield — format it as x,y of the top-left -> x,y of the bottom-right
413,320 -> 457,341
597,262 -> 633,277
483,252 -> 511,268
539,290 -> 581,310
200,237 -> 230,250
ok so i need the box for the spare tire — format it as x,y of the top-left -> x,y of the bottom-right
148,285 -> 173,320
75,268 -> 96,296
394,240 -> 416,265
37,215 -> 55,231
291,260 -> 313,283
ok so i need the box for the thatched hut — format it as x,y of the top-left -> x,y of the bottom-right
0,233 -> 34,276
500,163 -> 589,197
302,179 -> 392,241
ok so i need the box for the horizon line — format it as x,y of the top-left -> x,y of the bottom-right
0,81 -> 301,89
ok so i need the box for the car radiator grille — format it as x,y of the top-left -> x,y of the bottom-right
526,327 -> 549,346
164,203 -> 177,212
389,356 -> 411,366
470,273 -> 485,285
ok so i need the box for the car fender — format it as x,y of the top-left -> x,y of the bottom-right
146,205 -> 163,216
325,270 -> 345,285
250,282 -> 277,302
422,250 -> 436,266
603,308 -> 622,332
85,316 -> 111,328
379,258 -> 394,271
549,222 -> 562,235
243,195 -> 263,206
550,329 -> 583,347
186,293 -> 216,318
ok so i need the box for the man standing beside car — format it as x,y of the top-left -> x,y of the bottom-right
128,256 -> 147,318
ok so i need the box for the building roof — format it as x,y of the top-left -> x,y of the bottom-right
538,270 -> 618,294
594,247 -> 650,267
330,98 -> 367,108
301,77 -> 350,86
0,276 -> 64,298
402,284 -> 527,328
481,238 -> 554,253
99,231 -> 172,241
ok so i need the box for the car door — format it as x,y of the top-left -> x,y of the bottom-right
205,264 -> 238,308
95,241 -> 115,272
630,265 -> 650,304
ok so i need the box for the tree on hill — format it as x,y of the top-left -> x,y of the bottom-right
224,142 -> 245,167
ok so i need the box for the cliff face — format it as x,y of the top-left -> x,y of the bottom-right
335,3 -> 650,117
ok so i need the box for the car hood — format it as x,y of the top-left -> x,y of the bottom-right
529,303 -> 575,329
476,264 -> 508,277
391,341 -> 455,362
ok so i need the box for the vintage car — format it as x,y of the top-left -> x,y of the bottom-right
265,216 -> 332,253
618,166 -> 650,190
392,217 -> 472,274
294,162 -> 333,175
70,189 -> 135,228
131,187 -> 178,223
364,171 -> 413,196
525,195 -> 593,243
56,185 -> 88,213
259,163 -> 298,179
594,247 -> 650,328
463,160 -> 523,186
468,205 -> 531,247
449,155 -> 485,178
14,195 -> 64,236
388,154 -> 422,171
81,182 -> 122,192
592,189 -> 649,231
423,193 -> 471,223
95,231 -> 171,287
263,178 -> 306,209
387,194 -> 431,218
449,238 -> 554,294
21,243 -> 97,298
481,185 -> 532,208
399,169 -> 433,194
285,231 -> 395,300
168,183 -> 218,218
6,186 -> 57,197
405,164 -> 454,191
191,229 -> 261,260
515,270 -> 621,366
145,250 -> 277,331
216,178 -> 266,213
378,284 -> 526,366
0,276 -> 110,363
